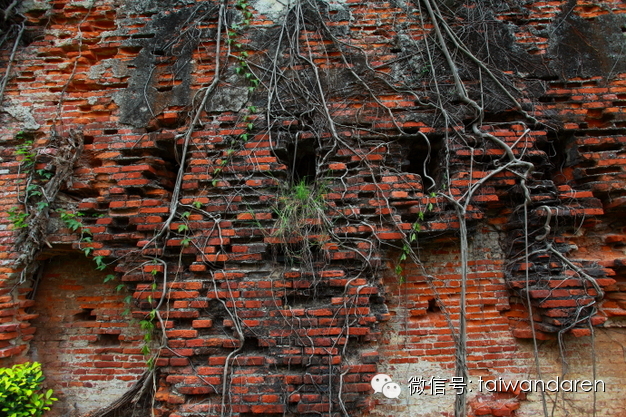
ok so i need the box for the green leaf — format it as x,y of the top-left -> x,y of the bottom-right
177,224 -> 189,232
0,362 -> 57,415
140,320 -> 154,331
94,256 -> 106,270
192,201 -> 202,209
104,274 -> 116,283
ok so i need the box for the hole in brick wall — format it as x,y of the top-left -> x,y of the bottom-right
279,136 -> 317,185
427,298 -> 440,313
579,142 -> 622,152
481,110 -> 529,123
275,361 -> 307,373
535,131 -> 575,184
205,260 -> 227,270
176,254 -> 197,272
74,308 -> 96,321
125,186 -> 149,197
108,217 -> 135,232
268,244 -> 323,266
241,336 -> 259,350
131,33 -> 155,39
285,291 -> 313,307
94,333 -> 120,346
399,135 -> 443,190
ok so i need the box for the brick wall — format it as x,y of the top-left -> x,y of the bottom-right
29,254 -> 145,416
0,1 -> 625,416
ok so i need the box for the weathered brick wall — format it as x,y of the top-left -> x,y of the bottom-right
0,0 -> 625,416
29,254 -> 145,416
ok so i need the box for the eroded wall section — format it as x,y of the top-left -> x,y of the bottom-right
30,254 -> 144,416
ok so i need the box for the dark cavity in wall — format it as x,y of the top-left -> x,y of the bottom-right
534,130 -> 577,185
399,134 -> 443,191
273,135 -> 317,185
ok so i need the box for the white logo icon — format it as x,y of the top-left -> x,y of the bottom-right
371,374 -> 401,399
382,382 -> 402,398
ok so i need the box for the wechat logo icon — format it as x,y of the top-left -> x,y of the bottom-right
371,374 -> 402,399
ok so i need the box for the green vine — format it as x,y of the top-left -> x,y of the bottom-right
14,132 -> 35,170
211,0 -> 259,187
395,192 -> 438,282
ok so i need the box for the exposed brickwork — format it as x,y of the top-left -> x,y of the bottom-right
0,1 -> 625,417
29,255 -> 145,416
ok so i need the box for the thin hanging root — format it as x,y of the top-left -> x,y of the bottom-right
419,0 -> 543,415
91,4 -> 225,415
14,130 -> 85,279
146,2 -> 225,245
0,22 -> 23,105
